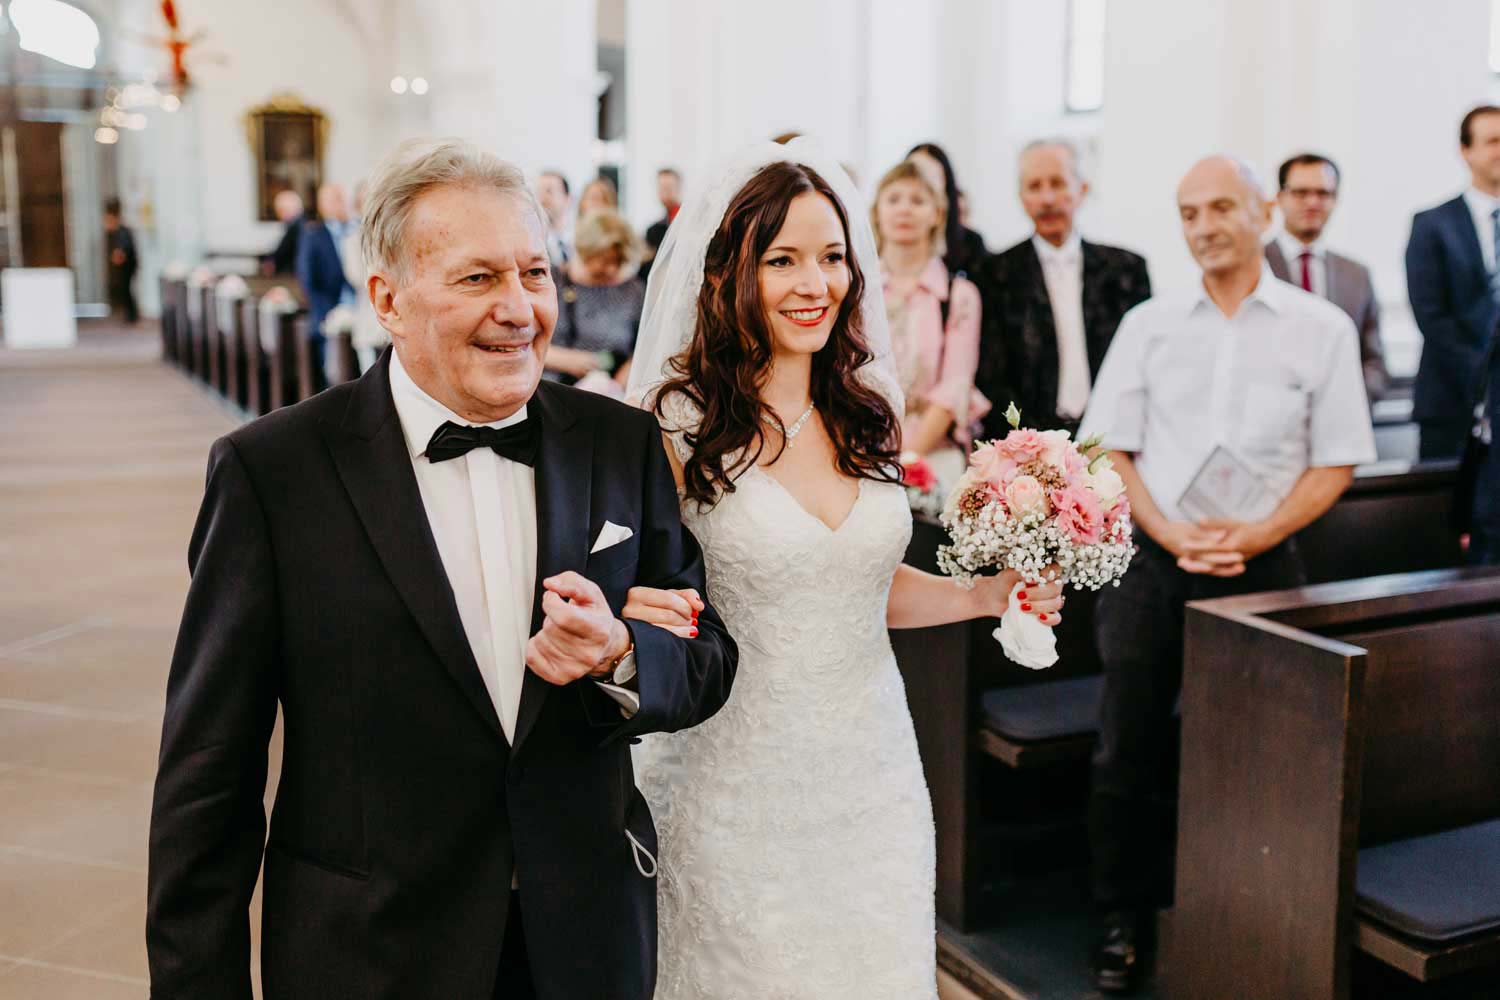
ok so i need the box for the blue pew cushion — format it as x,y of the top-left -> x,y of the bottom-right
980,676 -> 1103,743
1356,819 -> 1500,943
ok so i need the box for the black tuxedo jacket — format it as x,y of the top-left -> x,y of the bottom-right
147,353 -> 737,1000
1406,195 -> 1500,426
975,237 -> 1151,437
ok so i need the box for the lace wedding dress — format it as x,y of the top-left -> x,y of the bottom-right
633,410 -> 938,999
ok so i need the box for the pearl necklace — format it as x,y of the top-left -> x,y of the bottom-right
763,402 -> 816,447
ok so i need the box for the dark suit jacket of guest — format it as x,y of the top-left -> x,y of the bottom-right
1266,241 -> 1390,403
107,225 -> 138,292
976,237 -> 1151,437
639,216 -> 671,283
294,219 -> 354,340
146,352 -> 738,1000
944,224 -> 989,280
268,217 -> 303,276
1406,195 -> 1500,424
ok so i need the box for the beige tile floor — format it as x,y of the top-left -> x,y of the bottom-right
0,326 -> 987,1000
0,326 -> 239,997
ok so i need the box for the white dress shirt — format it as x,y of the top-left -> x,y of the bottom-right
388,353 -> 637,741
1033,233 -> 1091,419
1079,265 -> 1377,523
1464,187 -> 1500,275
1275,231 -> 1327,298
390,353 -> 539,742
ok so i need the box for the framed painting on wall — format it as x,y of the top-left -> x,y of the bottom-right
245,94 -> 328,222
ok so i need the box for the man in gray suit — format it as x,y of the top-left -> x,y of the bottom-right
1267,153 -> 1389,404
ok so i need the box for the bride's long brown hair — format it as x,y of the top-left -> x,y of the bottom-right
653,161 -> 902,506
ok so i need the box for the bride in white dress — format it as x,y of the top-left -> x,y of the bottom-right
622,141 -> 1065,999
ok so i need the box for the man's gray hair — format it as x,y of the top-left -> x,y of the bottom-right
1019,137 -> 1087,183
360,138 -> 546,280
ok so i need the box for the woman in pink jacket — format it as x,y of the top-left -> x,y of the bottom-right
872,159 -> 988,488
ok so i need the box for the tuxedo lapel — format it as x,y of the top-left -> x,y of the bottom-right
325,353 -> 506,743
1079,240 -> 1111,371
513,380 -> 593,755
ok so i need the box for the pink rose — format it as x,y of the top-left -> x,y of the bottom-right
1004,475 -> 1049,520
1052,483 -> 1105,545
994,428 -> 1049,463
969,442 -> 1020,488
1039,430 -> 1080,474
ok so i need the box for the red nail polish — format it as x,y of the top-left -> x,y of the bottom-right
690,627 -> 699,638
1017,591 -> 1028,601
1037,613 -> 1047,621
1021,603 -> 1032,612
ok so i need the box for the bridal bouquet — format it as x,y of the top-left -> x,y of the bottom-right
937,404 -> 1135,668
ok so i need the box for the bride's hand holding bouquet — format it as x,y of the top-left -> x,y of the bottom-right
938,403 -> 1135,668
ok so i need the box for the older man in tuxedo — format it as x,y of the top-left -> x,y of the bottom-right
1268,153 -> 1389,405
977,138 -> 1152,436
147,138 -> 738,1000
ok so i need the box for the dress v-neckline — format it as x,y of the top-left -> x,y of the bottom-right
750,466 -> 865,535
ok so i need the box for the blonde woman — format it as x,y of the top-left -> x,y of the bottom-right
872,159 -> 988,486
578,176 -> 619,216
544,208 -> 645,393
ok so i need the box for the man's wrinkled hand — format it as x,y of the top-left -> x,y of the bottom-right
525,571 -> 631,685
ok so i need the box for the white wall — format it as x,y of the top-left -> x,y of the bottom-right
101,0 -> 1500,346
1095,0 -> 1492,295
1092,0 -> 1492,374
624,0 -> 865,228
107,0 -> 598,315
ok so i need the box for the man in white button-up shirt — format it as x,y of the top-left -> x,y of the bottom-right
148,139 -> 737,1000
1077,155 -> 1375,994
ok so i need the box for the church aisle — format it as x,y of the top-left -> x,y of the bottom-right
0,325 -> 243,997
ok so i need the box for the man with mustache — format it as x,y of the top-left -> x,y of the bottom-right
977,138 -> 1152,437
1077,156 -> 1376,993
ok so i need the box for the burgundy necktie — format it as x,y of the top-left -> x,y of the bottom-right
1299,251 -> 1313,293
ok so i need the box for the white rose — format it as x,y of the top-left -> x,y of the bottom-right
1086,466 -> 1127,510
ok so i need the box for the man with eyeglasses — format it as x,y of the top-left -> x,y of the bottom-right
1267,154 -> 1388,405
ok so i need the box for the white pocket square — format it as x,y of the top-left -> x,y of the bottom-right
590,520 -> 634,554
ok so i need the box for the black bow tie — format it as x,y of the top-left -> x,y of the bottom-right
425,418 -> 539,466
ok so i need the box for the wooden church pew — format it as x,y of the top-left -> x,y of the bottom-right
1166,569 -> 1500,998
